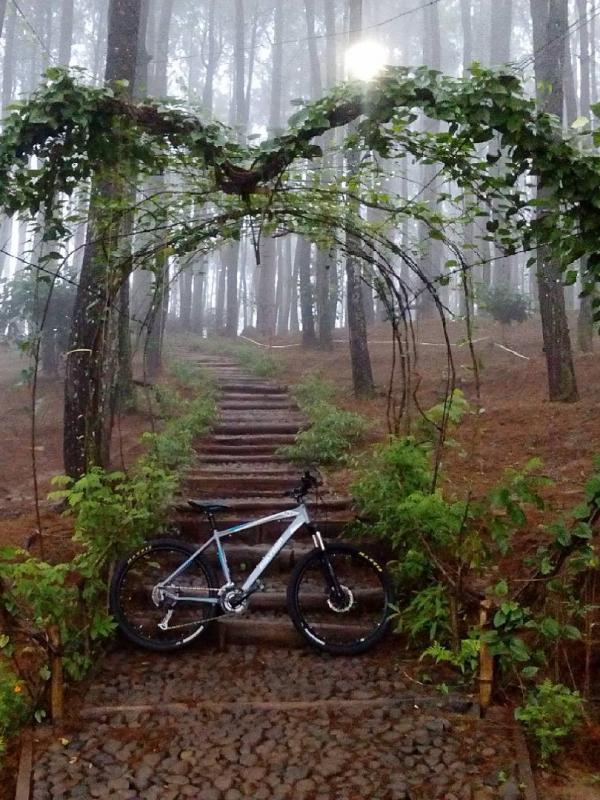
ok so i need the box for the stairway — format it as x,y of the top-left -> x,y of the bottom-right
171,352 -> 356,647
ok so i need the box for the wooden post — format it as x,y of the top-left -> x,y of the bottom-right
479,600 -> 494,716
48,625 -> 64,725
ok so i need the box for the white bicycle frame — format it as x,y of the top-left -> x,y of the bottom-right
156,503 -> 323,605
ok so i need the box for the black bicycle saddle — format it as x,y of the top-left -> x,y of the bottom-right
188,500 -> 231,514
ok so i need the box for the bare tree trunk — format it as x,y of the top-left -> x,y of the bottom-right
277,236 -> 292,335
297,237 -> 316,347
290,255 -> 300,333
191,257 -> 206,335
576,0 -> 594,352
345,0 -> 374,394
316,249 -> 333,348
202,0 -> 217,113
0,2 -> 15,278
0,0 -> 7,40
460,0 -> 472,68
144,0 -> 174,373
563,23 -> 578,123
530,0 -> 579,401
59,0 -> 74,65
418,0 -> 443,317
225,240 -> 241,335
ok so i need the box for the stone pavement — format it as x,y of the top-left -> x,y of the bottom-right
30,645 -> 525,800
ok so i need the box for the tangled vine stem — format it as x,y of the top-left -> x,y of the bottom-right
3,62 -> 600,479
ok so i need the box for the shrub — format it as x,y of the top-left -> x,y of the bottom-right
479,283 -> 529,326
0,655 -> 30,755
0,373 -> 217,730
515,680 -> 584,763
279,375 -> 368,466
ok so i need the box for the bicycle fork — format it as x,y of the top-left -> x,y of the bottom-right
312,529 -> 346,604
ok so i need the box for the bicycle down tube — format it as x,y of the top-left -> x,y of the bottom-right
157,504 -> 312,603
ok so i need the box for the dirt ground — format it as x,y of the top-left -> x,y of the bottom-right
1,314 -> 600,798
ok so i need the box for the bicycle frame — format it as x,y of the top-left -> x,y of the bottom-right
157,503 -> 319,605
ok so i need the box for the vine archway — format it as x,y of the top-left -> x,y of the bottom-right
1,64 -> 599,474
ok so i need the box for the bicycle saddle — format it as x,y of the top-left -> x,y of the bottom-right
188,500 -> 230,514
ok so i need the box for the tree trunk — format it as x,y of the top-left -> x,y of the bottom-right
345,0 -> 374,394
58,0 -> 74,65
63,0 -> 142,477
225,240 -> 240,336
0,0 -> 7,40
530,0 -> 579,401
576,0 -> 594,352
296,237 -> 316,346
191,256 -> 206,335
417,0 -> 443,317
277,236 -> 293,335
256,237 -> 277,337
316,248 -> 333,349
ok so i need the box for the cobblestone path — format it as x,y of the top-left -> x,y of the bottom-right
32,646 -> 524,800
28,352 -> 528,800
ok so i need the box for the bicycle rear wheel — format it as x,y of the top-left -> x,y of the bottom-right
110,538 -> 217,652
287,543 -> 392,655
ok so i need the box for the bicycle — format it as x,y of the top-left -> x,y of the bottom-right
110,471 -> 393,655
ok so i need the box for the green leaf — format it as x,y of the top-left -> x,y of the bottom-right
539,617 -> 560,638
571,116 -> 589,130
521,666 -> 539,679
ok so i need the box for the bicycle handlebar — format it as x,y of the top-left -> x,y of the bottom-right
283,470 -> 322,501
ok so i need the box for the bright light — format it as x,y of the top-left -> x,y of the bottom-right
345,41 -> 389,82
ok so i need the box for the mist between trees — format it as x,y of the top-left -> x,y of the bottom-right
0,0 -> 599,477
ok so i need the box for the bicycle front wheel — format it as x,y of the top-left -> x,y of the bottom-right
110,538 -> 217,652
287,543 -> 392,655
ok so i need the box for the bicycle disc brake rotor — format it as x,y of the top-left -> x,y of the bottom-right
327,585 -> 354,613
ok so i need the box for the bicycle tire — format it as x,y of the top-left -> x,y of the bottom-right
286,542 -> 392,655
110,538 -> 218,652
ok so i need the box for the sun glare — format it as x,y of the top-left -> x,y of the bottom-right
345,41 -> 389,82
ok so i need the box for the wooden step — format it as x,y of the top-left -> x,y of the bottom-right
189,464 -> 295,474
179,496 -> 352,512
200,445 -> 288,456
220,402 -> 298,410
220,383 -> 288,395
185,474 -> 299,489
209,434 -> 297,446
198,454 -> 290,464
214,423 -> 301,435
173,513 -> 353,540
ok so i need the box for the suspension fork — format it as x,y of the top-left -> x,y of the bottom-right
310,527 -> 344,599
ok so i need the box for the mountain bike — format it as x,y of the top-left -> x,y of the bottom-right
110,471 -> 393,655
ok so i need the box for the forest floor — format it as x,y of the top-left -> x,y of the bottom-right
1,315 -> 600,798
